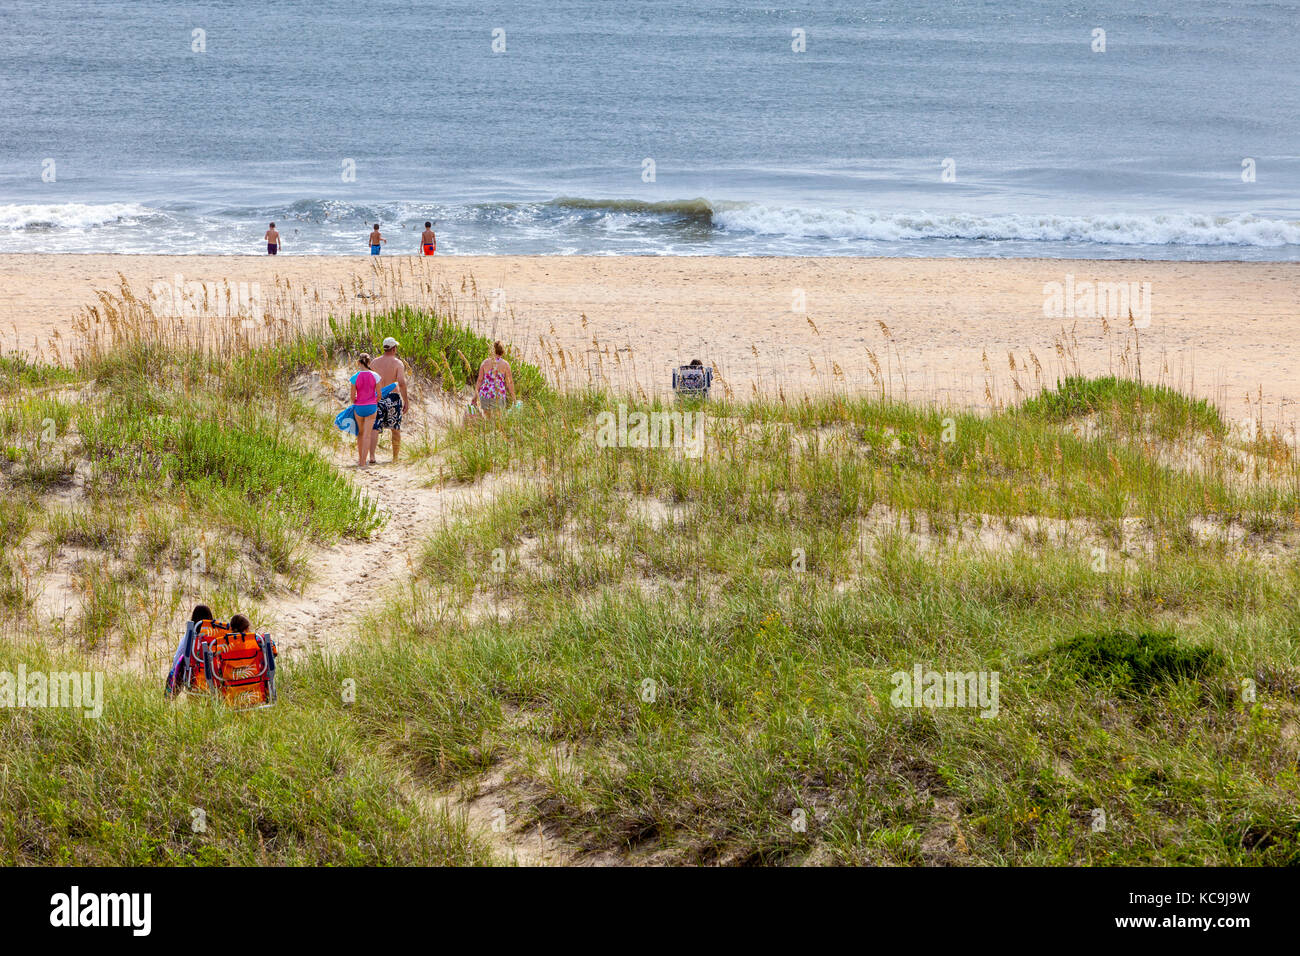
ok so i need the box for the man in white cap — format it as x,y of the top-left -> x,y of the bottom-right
368,336 -> 409,462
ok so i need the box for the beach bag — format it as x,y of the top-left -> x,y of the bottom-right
204,630 -> 277,709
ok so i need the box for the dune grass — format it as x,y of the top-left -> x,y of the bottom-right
372,380 -> 1300,864
0,645 -> 488,865
1017,374 -> 1228,440
0,301 -> 543,655
2,295 -> 1299,866
78,403 -> 379,542
308,591 -> 1298,865
328,305 -> 546,397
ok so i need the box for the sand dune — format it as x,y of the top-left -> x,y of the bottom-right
2,254 -> 1297,425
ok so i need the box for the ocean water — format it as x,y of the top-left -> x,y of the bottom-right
1,0 -> 1297,259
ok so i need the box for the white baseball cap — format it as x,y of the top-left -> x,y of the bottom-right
382,337 -> 399,349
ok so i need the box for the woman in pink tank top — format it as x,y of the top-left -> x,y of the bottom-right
349,354 -> 381,467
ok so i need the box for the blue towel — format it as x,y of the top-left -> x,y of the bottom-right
164,621 -> 196,697
336,382 -> 397,434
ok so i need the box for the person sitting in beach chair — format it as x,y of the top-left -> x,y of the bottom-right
203,613 -> 278,710
165,605 -> 226,697
672,359 -> 712,400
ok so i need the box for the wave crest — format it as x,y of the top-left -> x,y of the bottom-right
0,202 -> 155,231
545,197 -> 716,225
713,207 -> 1300,247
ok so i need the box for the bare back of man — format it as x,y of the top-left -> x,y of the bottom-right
368,343 -> 409,461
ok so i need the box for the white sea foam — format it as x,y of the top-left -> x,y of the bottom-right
0,202 -> 155,231
1,197 -> 1297,256
712,206 -> 1300,247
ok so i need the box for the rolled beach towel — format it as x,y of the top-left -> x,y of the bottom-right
336,382 -> 398,435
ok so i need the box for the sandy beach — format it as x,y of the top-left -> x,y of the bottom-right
2,254 -> 1297,423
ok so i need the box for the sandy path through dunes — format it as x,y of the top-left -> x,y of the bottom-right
270,454 -> 510,661
275,420 -> 576,865
2,255 -> 1298,425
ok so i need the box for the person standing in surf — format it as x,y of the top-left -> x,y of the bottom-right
420,221 -> 436,256
368,223 -> 386,255
265,222 -> 281,255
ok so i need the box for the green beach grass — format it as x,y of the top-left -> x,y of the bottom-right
2,295 -> 1298,866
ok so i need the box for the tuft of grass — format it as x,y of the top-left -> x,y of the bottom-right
0,353 -> 78,390
1043,631 -> 1224,694
328,306 -> 545,396
1018,375 -> 1227,440
77,406 -> 380,544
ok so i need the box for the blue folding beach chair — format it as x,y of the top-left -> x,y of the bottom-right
672,362 -> 712,400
